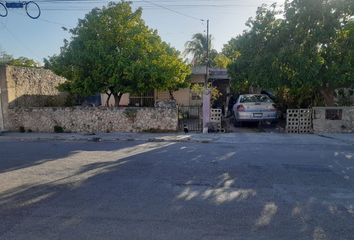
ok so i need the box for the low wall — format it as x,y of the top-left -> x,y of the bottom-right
7,107 -> 178,133
313,107 -> 354,133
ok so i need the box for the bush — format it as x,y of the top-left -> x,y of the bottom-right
54,125 -> 64,133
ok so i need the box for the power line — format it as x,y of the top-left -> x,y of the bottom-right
0,21 -> 40,57
134,0 -> 203,21
10,10 -> 73,28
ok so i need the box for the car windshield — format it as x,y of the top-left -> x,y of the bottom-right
240,95 -> 273,103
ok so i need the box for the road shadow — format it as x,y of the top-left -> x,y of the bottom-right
0,140 -> 354,239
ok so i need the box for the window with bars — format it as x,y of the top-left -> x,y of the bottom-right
129,90 -> 155,107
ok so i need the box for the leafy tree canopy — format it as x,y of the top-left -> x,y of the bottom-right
0,50 -> 39,67
45,1 -> 191,106
225,0 -> 354,107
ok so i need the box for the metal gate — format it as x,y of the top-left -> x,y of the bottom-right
178,106 -> 202,132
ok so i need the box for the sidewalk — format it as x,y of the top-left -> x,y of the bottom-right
0,131 -> 353,145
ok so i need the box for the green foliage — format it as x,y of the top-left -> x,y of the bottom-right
214,54 -> 232,69
0,51 -> 13,65
191,83 -> 222,103
226,0 -> 354,107
8,57 -> 39,68
184,33 -> 219,67
0,51 -> 38,67
54,125 -> 64,133
45,1 -> 190,106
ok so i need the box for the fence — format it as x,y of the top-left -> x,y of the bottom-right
178,106 -> 202,132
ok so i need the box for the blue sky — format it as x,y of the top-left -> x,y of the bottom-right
0,0 -> 284,63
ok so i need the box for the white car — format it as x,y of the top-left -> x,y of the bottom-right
233,94 -> 277,125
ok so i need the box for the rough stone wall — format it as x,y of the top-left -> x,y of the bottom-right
313,107 -> 354,133
4,65 -> 68,108
7,107 -> 178,133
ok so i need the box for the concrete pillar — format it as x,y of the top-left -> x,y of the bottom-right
202,88 -> 211,133
0,65 -> 8,132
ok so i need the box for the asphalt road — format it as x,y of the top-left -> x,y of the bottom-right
0,135 -> 353,240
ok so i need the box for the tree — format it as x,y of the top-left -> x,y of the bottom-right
184,33 -> 218,66
45,1 -> 190,106
226,0 -> 354,107
191,83 -> 222,104
0,50 -> 38,67
8,57 -> 39,67
214,53 -> 231,69
0,50 -> 13,65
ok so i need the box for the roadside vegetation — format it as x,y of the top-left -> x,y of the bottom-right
0,50 -> 39,68
44,1 -> 191,107
223,0 -> 353,108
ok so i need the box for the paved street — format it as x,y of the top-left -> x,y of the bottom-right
0,133 -> 354,240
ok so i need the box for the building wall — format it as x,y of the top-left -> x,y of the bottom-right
101,93 -> 130,107
156,88 -> 199,106
4,65 -> 68,108
8,106 -> 178,133
191,74 -> 205,84
0,65 -> 69,130
313,107 -> 354,133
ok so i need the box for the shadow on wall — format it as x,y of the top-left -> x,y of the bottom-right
8,94 -> 69,108
7,94 -> 101,108
0,140 -> 353,239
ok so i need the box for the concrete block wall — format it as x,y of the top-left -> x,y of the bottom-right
286,109 -> 313,134
313,107 -> 354,133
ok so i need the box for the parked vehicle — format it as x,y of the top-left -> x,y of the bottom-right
232,94 -> 277,126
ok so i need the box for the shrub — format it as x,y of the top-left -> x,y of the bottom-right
54,125 -> 64,133
19,126 -> 25,133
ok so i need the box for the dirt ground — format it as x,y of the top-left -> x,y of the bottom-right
223,117 -> 286,133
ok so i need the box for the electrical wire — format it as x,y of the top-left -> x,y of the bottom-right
140,0 -> 203,21
0,21 -> 40,56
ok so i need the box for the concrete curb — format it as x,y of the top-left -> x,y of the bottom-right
1,132 -> 353,145
0,133 -> 215,144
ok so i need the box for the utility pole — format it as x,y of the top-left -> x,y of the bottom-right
205,19 -> 209,88
202,19 -> 210,134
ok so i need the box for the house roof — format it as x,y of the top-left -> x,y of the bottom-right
192,66 -> 230,80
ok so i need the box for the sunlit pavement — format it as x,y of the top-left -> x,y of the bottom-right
0,134 -> 354,239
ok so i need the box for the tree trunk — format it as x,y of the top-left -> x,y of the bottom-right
169,90 -> 175,100
106,93 -> 112,107
320,87 -> 335,107
113,92 -> 122,107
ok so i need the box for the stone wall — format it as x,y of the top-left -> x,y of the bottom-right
313,107 -> 354,133
3,65 -> 68,108
0,65 -> 69,131
7,106 -> 178,133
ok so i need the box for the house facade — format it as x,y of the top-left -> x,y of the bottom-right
101,66 -> 231,111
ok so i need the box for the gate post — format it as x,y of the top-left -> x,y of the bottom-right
202,88 -> 211,133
